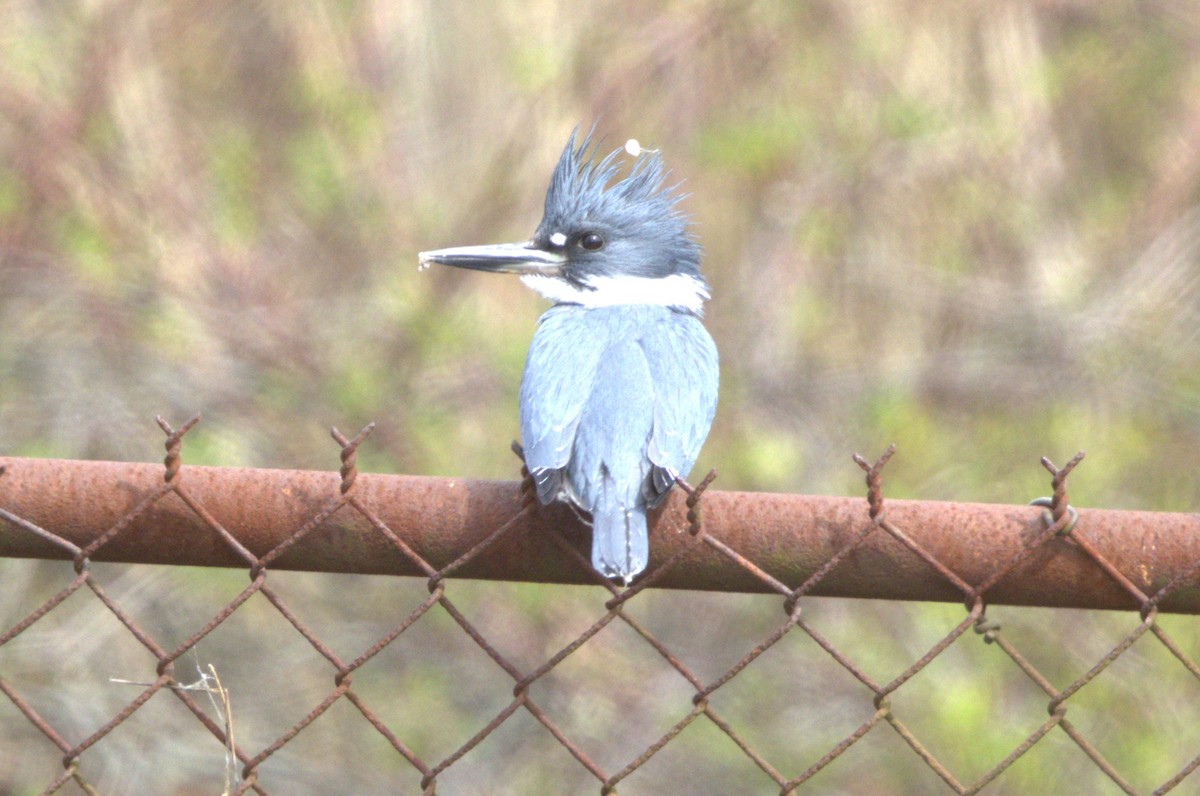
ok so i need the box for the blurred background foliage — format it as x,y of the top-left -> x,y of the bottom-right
2,1 -> 1200,794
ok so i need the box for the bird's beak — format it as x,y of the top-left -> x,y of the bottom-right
418,241 -> 565,275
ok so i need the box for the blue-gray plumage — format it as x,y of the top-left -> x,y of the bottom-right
419,130 -> 719,583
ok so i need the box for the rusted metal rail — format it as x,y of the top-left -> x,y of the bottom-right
2,455 -> 1197,612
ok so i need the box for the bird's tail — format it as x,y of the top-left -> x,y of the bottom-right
591,500 -> 649,585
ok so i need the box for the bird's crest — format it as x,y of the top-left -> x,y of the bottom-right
542,128 -> 688,231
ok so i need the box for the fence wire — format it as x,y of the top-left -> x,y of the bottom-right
1,416 -> 1199,795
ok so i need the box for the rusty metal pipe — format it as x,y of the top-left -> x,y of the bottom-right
1,456 -> 1198,612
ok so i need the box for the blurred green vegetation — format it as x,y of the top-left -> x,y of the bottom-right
1,1 -> 1199,794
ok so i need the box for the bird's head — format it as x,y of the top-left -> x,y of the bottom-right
420,129 -> 708,314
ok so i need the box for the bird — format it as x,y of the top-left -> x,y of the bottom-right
419,129 -> 719,584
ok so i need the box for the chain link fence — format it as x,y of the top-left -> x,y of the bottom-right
2,416 -> 1199,794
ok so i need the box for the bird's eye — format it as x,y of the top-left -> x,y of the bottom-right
580,232 -> 605,251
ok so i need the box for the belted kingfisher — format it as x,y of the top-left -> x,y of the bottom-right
419,130 -> 719,583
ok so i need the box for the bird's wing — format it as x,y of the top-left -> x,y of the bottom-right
642,314 -> 719,505
518,307 -> 604,504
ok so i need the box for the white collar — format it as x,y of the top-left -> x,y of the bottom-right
520,273 -> 709,314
